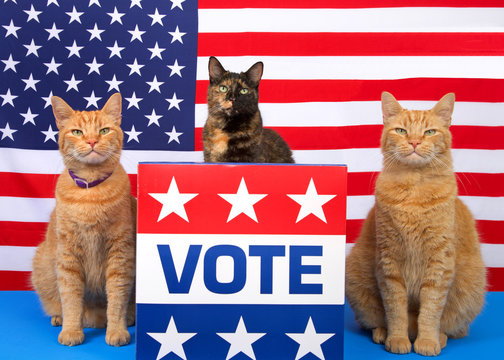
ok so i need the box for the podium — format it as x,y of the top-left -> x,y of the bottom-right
136,163 -> 347,360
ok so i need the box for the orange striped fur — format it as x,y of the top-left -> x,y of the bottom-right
345,92 -> 486,356
31,93 -> 136,347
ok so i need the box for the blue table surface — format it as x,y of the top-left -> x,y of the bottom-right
1,291 -> 502,360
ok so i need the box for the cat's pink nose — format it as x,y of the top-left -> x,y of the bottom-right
409,140 -> 420,149
87,139 -> 97,148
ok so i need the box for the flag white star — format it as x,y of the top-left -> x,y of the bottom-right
107,41 -> 125,58
107,6 -> 125,24
24,39 -> 41,57
146,75 -> 164,93
145,109 -> 162,127
3,20 -> 21,38
2,54 -> 19,72
287,178 -> 337,223
88,0 -> 101,7
20,108 -> 39,125
167,59 -> 185,77
24,4 -> 42,23
86,57 -> 103,75
64,74 -> 82,92
127,58 -> 144,76
168,26 -> 186,44
149,177 -> 198,222
130,0 -> 142,8
166,92 -> 183,111
219,177 -> 267,222
170,0 -> 185,10
0,123 -> 17,141
84,91 -> 101,108
165,126 -> 182,144
44,57 -> 62,75
148,8 -> 165,26
47,0 -> 59,6
125,92 -> 142,109
65,40 -> 83,58
128,25 -> 145,42
45,23 -> 63,41
41,124 -> 58,143
42,91 -> 53,109
66,6 -> 83,24
286,317 -> 335,360
0,89 -> 17,107
217,317 -> 266,360
87,23 -> 104,41
125,125 -> 142,143
147,317 -> 196,360
22,73 -> 40,91
148,42 -> 165,59
106,74 -> 123,92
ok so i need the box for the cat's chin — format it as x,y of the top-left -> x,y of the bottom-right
81,151 -> 108,165
401,152 -> 430,166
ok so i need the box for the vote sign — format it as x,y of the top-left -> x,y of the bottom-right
136,163 -> 347,360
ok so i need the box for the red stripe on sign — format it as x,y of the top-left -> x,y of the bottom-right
0,271 -> 33,291
487,267 -> 504,292
199,33 -> 504,57
0,221 -> 47,247
196,79 -> 504,104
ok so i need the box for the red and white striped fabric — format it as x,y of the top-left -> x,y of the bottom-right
1,1 -> 504,291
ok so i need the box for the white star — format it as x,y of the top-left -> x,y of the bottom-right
149,177 -> 198,222
146,75 -> 164,93
2,54 -> 19,72
87,23 -> 104,41
88,0 -> 101,7
166,92 -> 183,111
41,124 -> 58,143
106,74 -> 123,92
20,107 -> 39,125
167,59 -> 185,77
107,6 -> 125,25
24,39 -> 41,57
218,177 -> 267,222
86,57 -> 103,75
45,23 -> 63,41
148,8 -> 165,26
170,0 -> 185,10
22,73 -> 40,91
0,89 -> 17,107
128,25 -> 145,42
145,109 -> 162,127
148,42 -> 165,59
286,317 -> 335,360
3,20 -> 21,38
287,178 -> 337,223
64,74 -> 82,92
107,41 -> 125,58
130,0 -> 142,8
42,91 -> 53,109
147,317 -> 196,360
66,6 -> 83,24
168,26 -> 186,44
124,125 -> 142,143
165,126 -> 182,144
0,122 -> 17,141
124,92 -> 142,109
83,91 -> 101,108
66,40 -> 83,58
24,5 -> 42,23
217,317 -> 266,360
43,57 -> 62,75
127,58 -> 144,76
47,0 -> 59,6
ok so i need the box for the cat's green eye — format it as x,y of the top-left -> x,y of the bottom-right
395,128 -> 407,135
219,85 -> 228,93
100,128 -> 110,135
424,129 -> 436,136
239,88 -> 249,95
72,129 -> 83,136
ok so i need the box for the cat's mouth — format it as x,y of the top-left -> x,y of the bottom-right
82,149 -> 107,164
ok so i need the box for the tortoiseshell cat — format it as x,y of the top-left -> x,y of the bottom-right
31,93 -> 136,346
345,92 -> 486,356
203,56 -> 294,163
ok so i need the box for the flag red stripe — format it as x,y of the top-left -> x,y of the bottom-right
195,79 -> 504,104
199,33 -> 504,56
0,221 -> 46,247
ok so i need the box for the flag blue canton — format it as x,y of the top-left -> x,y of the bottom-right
0,0 -> 197,151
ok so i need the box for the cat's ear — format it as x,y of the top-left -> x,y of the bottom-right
381,92 -> 403,123
51,96 -> 74,130
209,56 -> 226,83
245,61 -> 263,87
102,93 -> 122,125
432,93 -> 455,127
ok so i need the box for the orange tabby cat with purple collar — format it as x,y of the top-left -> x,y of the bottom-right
345,92 -> 486,356
31,93 -> 136,346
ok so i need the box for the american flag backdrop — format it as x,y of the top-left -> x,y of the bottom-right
1,0 -> 504,291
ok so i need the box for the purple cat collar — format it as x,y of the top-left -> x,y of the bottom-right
68,169 -> 112,189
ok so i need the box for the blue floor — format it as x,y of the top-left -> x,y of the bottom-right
1,291 -> 502,359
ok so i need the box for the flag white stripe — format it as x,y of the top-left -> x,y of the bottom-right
198,8 -> 504,33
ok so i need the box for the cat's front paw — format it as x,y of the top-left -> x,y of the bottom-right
106,328 -> 131,346
385,335 -> 411,354
372,327 -> 387,344
414,337 -> 441,356
51,315 -> 62,326
58,328 -> 84,346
